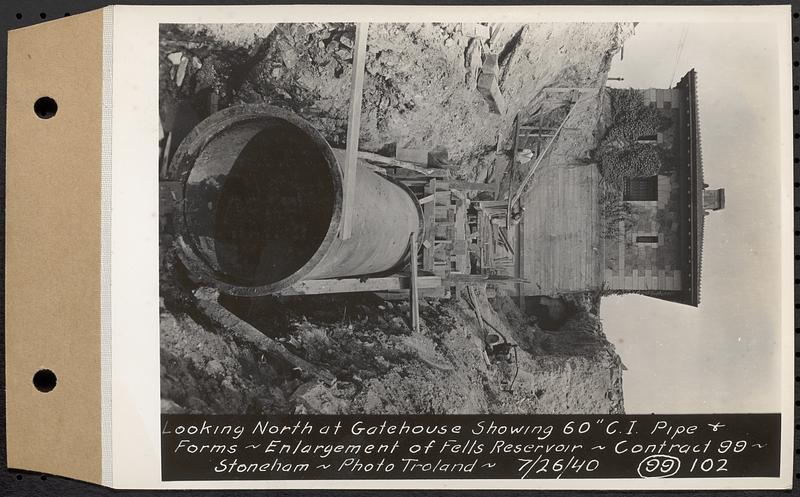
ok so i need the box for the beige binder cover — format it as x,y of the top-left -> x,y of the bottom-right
6,9 -> 105,484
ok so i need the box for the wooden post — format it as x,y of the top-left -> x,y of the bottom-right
422,179 -> 436,271
506,114 -> 520,228
340,23 -> 368,240
516,215 -> 525,310
409,232 -> 420,333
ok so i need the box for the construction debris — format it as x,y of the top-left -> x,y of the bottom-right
477,53 -> 507,115
166,51 -> 183,65
175,56 -> 189,87
459,23 -> 491,40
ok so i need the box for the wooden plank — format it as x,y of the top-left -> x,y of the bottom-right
375,287 -> 447,300
358,151 -> 450,177
422,180 -> 436,270
475,200 -> 509,209
453,199 -> 468,272
544,86 -> 597,93
409,232 -> 420,333
517,214 -> 525,305
339,23 -> 368,240
521,162 -> 601,296
396,146 -> 448,167
519,125 -> 558,132
279,275 -> 441,295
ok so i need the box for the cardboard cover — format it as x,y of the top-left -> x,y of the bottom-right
5,9 -> 105,484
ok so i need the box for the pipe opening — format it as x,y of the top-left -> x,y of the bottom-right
183,118 -> 336,287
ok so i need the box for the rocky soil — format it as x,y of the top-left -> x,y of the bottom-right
160,22 -> 631,181
161,271 -> 624,415
159,22 -> 630,415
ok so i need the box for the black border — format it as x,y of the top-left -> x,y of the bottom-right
0,0 -> 795,495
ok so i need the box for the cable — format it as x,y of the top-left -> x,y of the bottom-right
668,26 -> 689,88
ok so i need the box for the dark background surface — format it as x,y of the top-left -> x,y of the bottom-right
0,0 -> 796,495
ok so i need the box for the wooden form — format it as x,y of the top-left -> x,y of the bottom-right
448,273 -> 528,284
504,87 -> 597,225
449,181 -> 499,194
278,274 -> 441,296
395,146 -> 449,167
384,170 -> 511,299
508,103 -> 580,209
340,23 -> 368,240
505,114 -> 521,228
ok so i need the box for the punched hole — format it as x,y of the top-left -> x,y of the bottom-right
33,369 -> 57,393
34,97 -> 57,119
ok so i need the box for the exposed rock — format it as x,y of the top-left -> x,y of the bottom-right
167,51 -> 183,65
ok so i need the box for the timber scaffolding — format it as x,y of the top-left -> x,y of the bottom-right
278,87 -> 594,310
276,154 -> 525,334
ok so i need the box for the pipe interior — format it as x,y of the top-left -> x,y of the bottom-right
183,118 -> 336,287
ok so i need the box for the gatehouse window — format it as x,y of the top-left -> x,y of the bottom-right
623,176 -> 658,201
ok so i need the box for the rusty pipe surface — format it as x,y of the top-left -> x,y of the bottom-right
170,104 -> 423,296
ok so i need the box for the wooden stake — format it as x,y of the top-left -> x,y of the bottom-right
506,114 -> 520,228
340,23 -> 368,240
517,215 -> 525,310
409,232 -> 420,333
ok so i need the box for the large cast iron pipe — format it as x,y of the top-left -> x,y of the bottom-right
170,104 -> 423,296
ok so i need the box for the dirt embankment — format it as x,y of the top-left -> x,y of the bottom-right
160,22 -> 631,181
161,272 -> 624,415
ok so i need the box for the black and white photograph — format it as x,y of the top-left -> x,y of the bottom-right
159,19 -> 781,416
2,2 -> 792,490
